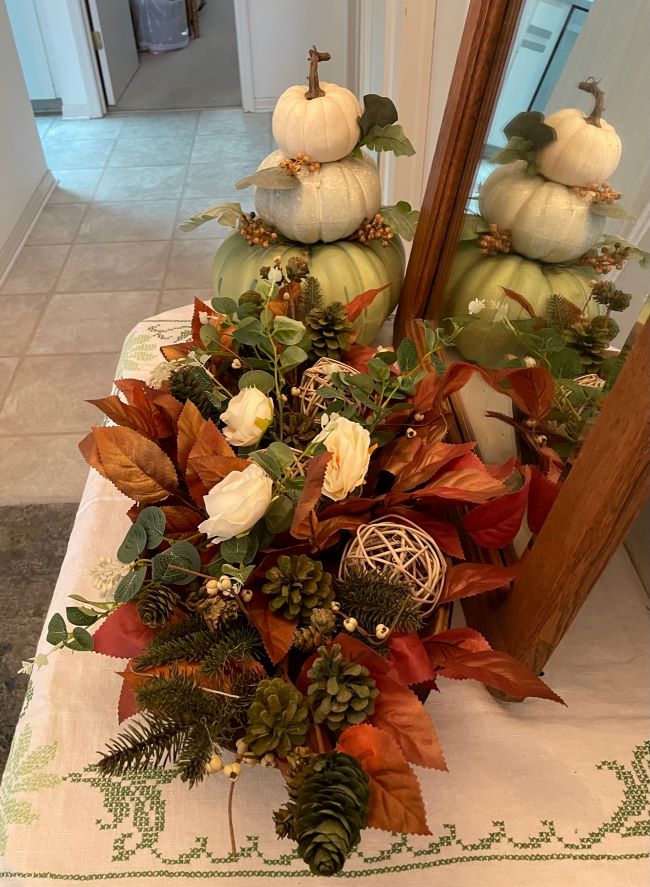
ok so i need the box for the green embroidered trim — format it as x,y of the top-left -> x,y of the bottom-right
0,726 -> 61,854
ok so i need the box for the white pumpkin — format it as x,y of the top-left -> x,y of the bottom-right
272,82 -> 362,163
254,149 -> 381,244
478,161 -> 605,263
537,80 -> 622,187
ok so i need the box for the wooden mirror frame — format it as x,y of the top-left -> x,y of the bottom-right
396,0 -> 650,674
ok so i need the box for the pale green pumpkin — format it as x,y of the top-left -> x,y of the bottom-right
212,233 -> 404,344
442,240 -> 595,366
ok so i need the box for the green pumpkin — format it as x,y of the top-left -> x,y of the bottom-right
442,241 -> 595,367
212,233 -> 404,344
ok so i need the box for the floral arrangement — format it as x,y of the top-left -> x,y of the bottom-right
31,261 -> 566,876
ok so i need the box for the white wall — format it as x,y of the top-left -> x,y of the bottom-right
5,0 -> 56,100
0,0 -> 50,277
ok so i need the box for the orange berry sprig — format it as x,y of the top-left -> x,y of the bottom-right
238,212 -> 280,249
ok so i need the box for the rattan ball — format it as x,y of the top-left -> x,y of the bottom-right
575,373 -> 606,390
340,516 -> 446,616
297,358 -> 358,415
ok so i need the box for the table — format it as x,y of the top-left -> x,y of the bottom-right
1,306 -> 649,886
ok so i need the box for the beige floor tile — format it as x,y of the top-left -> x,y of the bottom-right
0,353 -> 120,434
165,240 -> 222,289
0,245 -> 69,295
0,357 -> 19,405
0,294 -> 48,355
43,139 -> 115,170
27,203 -> 87,245
197,109 -> 272,136
160,289 -> 213,311
57,242 -> 170,292
190,132 -> 269,165
29,291 -> 159,354
45,116 -> 125,141
174,196 -> 252,239
119,112 -> 199,138
94,165 -> 186,201
183,162 -> 251,199
50,169 -> 102,203
108,135 -> 194,167
0,434 -> 89,505
77,200 -> 178,242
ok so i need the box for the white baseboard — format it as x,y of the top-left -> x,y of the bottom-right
0,170 -> 56,286
253,97 -> 277,112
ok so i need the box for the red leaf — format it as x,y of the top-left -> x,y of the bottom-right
334,633 -> 392,676
87,395 -> 157,439
439,561 -> 521,604
344,283 -> 391,323
246,590 -> 296,664
117,662 -> 141,722
160,505 -> 204,537
528,466 -> 561,534
494,367 -> 555,420
423,627 -> 492,668
487,455 -> 516,481
370,674 -> 447,770
337,724 -> 431,835
92,603 -> 160,660
344,343 -> 378,373
462,470 -> 530,548
392,441 -> 478,493
290,452 -> 331,540
417,467 -> 507,504
311,514 -> 367,552
379,506 -> 464,558
160,341 -> 194,362
385,633 -> 435,686
437,650 -> 565,704
501,287 -> 538,318
186,420 -> 247,499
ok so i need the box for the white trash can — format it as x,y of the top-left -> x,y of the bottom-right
130,0 -> 190,54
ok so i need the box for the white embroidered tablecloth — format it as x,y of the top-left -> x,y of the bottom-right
1,306 -> 649,886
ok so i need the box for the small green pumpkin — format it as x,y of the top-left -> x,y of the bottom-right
212,233 -> 405,344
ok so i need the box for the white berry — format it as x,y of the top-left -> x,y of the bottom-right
375,623 -> 390,640
223,763 -> 241,781
231,358 -> 242,369
205,754 -> 223,774
235,738 -> 249,756
343,617 -> 358,633
206,579 -> 219,594
219,576 -> 232,591
406,427 -> 416,439
331,601 -> 341,613
291,386 -> 301,396
240,588 -> 253,603
261,752 -> 275,767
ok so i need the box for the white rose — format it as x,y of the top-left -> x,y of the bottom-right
199,463 -> 273,543
315,416 -> 371,502
221,387 -> 274,447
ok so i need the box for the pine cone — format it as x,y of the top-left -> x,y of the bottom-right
307,644 -> 377,732
262,555 -> 333,621
305,303 -> 354,359
564,316 -> 619,369
292,608 -> 337,652
275,751 -> 370,876
136,586 -> 180,628
591,281 -> 632,313
244,678 -> 309,757
238,290 -> 263,315
286,256 -> 310,281
168,365 -> 221,422
283,411 -> 318,449
196,595 -> 240,632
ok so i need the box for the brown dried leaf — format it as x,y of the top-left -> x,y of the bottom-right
290,452 -> 331,540
90,426 -> 179,504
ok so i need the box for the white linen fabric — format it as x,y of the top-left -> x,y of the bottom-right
1,307 -> 648,886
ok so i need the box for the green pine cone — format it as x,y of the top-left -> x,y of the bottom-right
292,607 -> 337,653
564,316 -> 619,369
262,555 -> 333,621
289,751 -> 370,876
168,365 -> 221,422
136,586 -> 180,628
307,644 -> 378,732
244,678 -> 309,757
305,303 -> 354,360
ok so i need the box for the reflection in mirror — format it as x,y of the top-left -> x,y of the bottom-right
437,0 -> 650,495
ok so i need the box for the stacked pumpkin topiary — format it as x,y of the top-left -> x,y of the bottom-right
443,78 -> 635,365
182,46 -> 418,344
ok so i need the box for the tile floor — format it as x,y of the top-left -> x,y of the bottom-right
0,109 -> 272,505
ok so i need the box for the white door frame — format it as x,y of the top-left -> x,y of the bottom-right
70,0 -> 106,116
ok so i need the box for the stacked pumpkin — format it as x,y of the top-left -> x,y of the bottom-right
188,47 -> 417,344
443,79 -> 625,365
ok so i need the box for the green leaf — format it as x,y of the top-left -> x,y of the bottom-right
249,450 -> 283,480
211,296 -> 238,315
361,123 -> 415,157
235,166 -> 301,190
380,203 -> 420,241
314,385 -> 340,399
279,345 -> 308,370
534,328 -> 566,353
266,441 -> 295,469
601,355 -> 625,392
358,94 -> 398,141
238,370 -> 275,393
66,607 -> 98,627
199,323 -> 222,348
47,613 -> 68,645
114,566 -> 147,602
397,338 -> 418,373
548,347 -> 583,379
348,373 -> 375,394
116,523 -> 148,565
233,316 -> 265,346
503,111 -> 556,149
222,563 -> 255,583
178,201 -> 242,232
151,542 -> 200,586
264,494 -> 295,533
220,534 -> 258,566
459,214 -> 489,241
273,316 -> 306,346
367,357 -> 391,382
591,202 -> 636,221
136,506 -> 166,549
375,350 -> 397,365
68,627 -> 93,652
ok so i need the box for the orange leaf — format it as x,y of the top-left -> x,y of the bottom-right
392,440 -> 478,492
161,341 -> 194,362
493,367 -> 555,420
437,650 -> 565,704
176,400 -> 205,474
370,674 -> 447,770
79,430 -> 107,477
90,426 -> 179,504
418,467 -> 506,503
186,420 -> 247,494
439,561 -> 521,604
160,505 -> 204,537
87,395 -> 156,439
528,466 -> 561,535
337,724 -> 431,835
290,452 -> 331,540
422,627 -> 492,658
462,469 -> 530,547
344,283 -> 391,323
501,287 -> 538,318
246,589 -> 296,664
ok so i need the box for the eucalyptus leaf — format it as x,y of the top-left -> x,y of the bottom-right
220,534 -> 258,566
236,167 -> 301,191
548,347 -> 583,379
250,450 -> 282,480
348,373 -> 375,394
279,345 -> 309,370
114,566 -> 147,603
264,495 -> 295,533
367,357 -> 391,382
66,607 -> 99,627
358,94 -> 398,140
46,613 -> 68,646
233,316 -> 265,346
211,296 -> 238,315
136,506 -> 166,549
238,370 -> 275,393
397,338 -> 418,373
460,214 -> 489,241
361,123 -> 415,157
380,202 -> 420,241
267,441 -> 296,469
68,627 -> 93,652
151,542 -> 200,585
503,111 -> 556,149
273,315 -> 306,345
117,523 -> 148,565
178,202 -> 242,232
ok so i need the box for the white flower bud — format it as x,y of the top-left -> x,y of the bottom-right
414,412 -> 424,422
261,752 -> 276,767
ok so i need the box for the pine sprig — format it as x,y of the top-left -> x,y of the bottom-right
336,568 -> 424,634
97,712 -> 187,776
136,618 -> 213,668
135,672 -> 219,722
545,294 -> 582,334
200,622 -> 264,678
297,276 -> 324,320
176,723 -> 214,787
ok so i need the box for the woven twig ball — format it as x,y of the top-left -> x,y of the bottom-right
575,373 -> 606,390
340,516 -> 446,616
297,358 -> 358,415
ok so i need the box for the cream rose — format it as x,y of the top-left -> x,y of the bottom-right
221,387 -> 274,447
315,415 -> 371,501
199,463 -> 273,543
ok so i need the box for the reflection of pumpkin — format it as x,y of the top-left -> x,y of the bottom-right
212,233 -> 404,344
254,150 -> 381,244
272,82 -> 361,163
442,242 -> 595,366
479,162 -> 605,263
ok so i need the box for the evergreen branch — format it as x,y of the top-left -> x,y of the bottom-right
97,713 -> 187,776
200,622 -> 264,678
297,276 -> 324,320
136,618 -> 213,668
136,672 -> 219,722
175,722 -> 214,787
336,568 -> 424,634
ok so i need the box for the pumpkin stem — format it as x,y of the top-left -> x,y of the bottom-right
579,77 -> 605,127
305,45 -> 331,100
